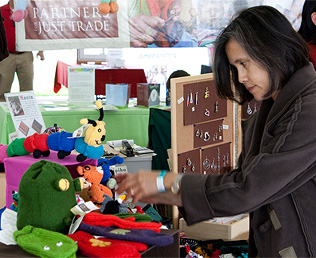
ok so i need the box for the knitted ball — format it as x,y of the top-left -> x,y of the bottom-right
6,138 -> 30,157
12,10 -> 24,22
24,133 -> 49,152
47,131 -> 76,153
75,137 -> 104,159
44,126 -> 65,135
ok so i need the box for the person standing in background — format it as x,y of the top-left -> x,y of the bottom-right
298,0 -> 316,69
0,0 -> 44,101
0,7 -> 8,62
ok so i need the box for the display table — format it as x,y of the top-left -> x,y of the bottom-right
0,102 -> 150,147
54,61 -> 147,98
0,229 -> 180,257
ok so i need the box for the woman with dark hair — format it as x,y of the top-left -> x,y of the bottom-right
115,6 -> 316,257
298,0 -> 316,69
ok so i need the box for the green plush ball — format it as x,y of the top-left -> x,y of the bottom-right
6,138 -> 30,157
17,160 -> 78,234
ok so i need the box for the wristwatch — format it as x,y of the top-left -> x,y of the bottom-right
171,174 -> 184,195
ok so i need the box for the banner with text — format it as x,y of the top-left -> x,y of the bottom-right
15,0 -> 304,51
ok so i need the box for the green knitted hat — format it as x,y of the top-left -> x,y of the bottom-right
14,225 -> 77,258
17,160 -> 82,234
6,138 -> 30,157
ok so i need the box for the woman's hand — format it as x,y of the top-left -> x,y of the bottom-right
129,15 -> 164,47
114,170 -> 182,206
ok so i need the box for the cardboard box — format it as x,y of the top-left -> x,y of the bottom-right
179,215 -> 249,241
137,83 -> 160,107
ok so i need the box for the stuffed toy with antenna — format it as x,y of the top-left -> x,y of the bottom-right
74,100 -> 106,162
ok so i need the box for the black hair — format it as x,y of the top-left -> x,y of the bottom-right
298,0 -> 316,45
214,5 -> 310,104
166,70 -> 190,106
166,70 -> 190,91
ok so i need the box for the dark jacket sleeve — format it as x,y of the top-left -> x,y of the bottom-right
180,85 -> 316,226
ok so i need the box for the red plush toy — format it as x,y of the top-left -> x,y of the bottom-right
77,165 -> 113,207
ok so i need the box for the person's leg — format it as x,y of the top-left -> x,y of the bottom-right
16,52 -> 33,93
0,53 -> 16,101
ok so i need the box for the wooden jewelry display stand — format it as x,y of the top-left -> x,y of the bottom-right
170,73 -> 241,228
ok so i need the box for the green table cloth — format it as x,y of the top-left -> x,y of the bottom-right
0,102 -> 150,147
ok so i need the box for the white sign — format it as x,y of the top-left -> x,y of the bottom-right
68,66 -> 95,103
5,91 -> 46,138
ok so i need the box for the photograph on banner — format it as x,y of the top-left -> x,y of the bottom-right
4,91 -> 46,138
14,0 -> 304,51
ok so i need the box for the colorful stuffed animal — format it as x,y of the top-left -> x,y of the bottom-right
10,191 -> 19,212
77,164 -> 113,208
74,100 -> 106,162
98,156 -> 124,185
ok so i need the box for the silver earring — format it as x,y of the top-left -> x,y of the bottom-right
204,131 -> 210,141
247,103 -> 252,115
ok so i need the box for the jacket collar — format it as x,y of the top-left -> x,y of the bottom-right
265,64 -> 316,125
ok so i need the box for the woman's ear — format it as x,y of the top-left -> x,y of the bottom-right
311,12 -> 316,26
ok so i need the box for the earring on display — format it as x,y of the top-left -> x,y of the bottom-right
247,103 -> 252,115
215,101 -> 219,113
200,130 -> 203,138
211,158 -> 216,172
217,147 -> 221,175
182,166 -> 187,173
195,92 -> 198,105
191,164 -> 195,172
204,87 -> 210,98
223,154 -> 226,167
205,109 -> 210,116
186,158 -> 192,166
218,123 -> 223,132
203,156 -> 210,171
204,131 -> 210,142
195,129 -> 200,137
187,94 -> 190,107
